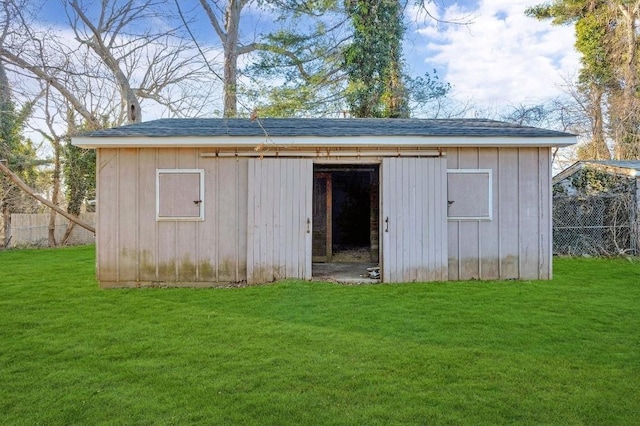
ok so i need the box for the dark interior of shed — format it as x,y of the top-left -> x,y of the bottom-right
332,171 -> 370,254
312,164 -> 379,264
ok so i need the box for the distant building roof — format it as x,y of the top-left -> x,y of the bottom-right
581,160 -> 640,173
553,160 -> 640,185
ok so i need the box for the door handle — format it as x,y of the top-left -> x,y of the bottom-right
385,217 -> 389,233
307,218 -> 311,233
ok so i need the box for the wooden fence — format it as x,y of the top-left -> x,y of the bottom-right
7,213 -> 95,247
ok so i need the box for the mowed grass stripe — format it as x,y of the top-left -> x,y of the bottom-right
1,246 -> 638,425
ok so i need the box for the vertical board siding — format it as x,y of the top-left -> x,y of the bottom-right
479,148 -> 500,279
435,158 -> 447,279
381,158 -> 394,282
198,154 -> 218,282
498,148 -> 520,278
138,149 -> 157,281
285,161 -> 297,275
247,158 -> 312,284
217,159 -> 246,282
117,149 -> 139,281
382,157 -> 447,283
156,149 -> 178,281
518,148 -> 541,279
99,148 -> 249,286
302,160 -> 314,278
175,149 -> 199,282
97,146 -> 553,286
197,156 -> 248,283
538,148 -> 552,279
457,148 -> 480,279
446,147 -> 553,281
447,148 -> 460,280
97,149 -> 119,282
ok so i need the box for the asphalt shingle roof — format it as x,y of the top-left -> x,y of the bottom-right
583,160 -> 640,172
82,118 -> 574,138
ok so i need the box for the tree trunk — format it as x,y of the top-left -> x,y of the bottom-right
47,203 -> 57,247
223,1 -> 242,118
61,221 -> 75,246
591,85 -> 610,159
2,201 -> 9,248
0,60 -> 10,248
223,47 -> 238,118
616,3 -> 640,159
0,58 -> 10,106
47,137 -> 62,247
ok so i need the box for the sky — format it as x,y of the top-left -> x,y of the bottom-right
32,0 -> 581,117
406,0 -> 580,112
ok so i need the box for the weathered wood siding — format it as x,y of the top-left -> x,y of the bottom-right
445,147 -> 552,280
382,157 -> 448,282
96,148 -> 248,287
247,158 -> 312,284
96,146 -> 553,286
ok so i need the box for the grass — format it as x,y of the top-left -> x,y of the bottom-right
0,246 -> 639,425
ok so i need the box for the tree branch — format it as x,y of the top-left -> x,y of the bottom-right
242,42 -> 312,80
0,160 -> 95,234
0,48 -> 101,129
198,0 -> 227,43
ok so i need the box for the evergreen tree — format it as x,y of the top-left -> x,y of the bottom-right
344,0 -> 408,118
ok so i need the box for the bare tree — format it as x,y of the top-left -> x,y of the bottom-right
0,0 -> 103,129
2,0 -> 214,127
0,0 -> 218,227
65,0 -> 212,123
196,0 -> 249,117
65,0 -> 148,123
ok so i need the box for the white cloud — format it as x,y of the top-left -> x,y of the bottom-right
409,0 -> 581,111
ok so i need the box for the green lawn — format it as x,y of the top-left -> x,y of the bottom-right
0,246 -> 638,425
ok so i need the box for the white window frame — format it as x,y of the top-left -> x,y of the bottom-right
446,169 -> 493,221
156,169 -> 205,221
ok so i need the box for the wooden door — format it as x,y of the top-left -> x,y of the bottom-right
312,172 -> 332,262
381,157 -> 448,282
247,158 -> 312,284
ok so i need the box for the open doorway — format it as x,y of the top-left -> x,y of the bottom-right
312,164 -> 380,282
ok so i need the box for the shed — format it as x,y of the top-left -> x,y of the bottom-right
72,118 -> 575,287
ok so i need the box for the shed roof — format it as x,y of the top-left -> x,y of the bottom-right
81,117 -> 573,137
73,118 -> 576,148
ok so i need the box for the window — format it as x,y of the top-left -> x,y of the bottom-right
447,169 -> 492,220
156,169 -> 204,220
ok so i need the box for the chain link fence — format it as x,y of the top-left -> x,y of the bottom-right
553,193 -> 637,256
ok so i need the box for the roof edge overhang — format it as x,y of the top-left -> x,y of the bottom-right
72,135 -> 577,149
